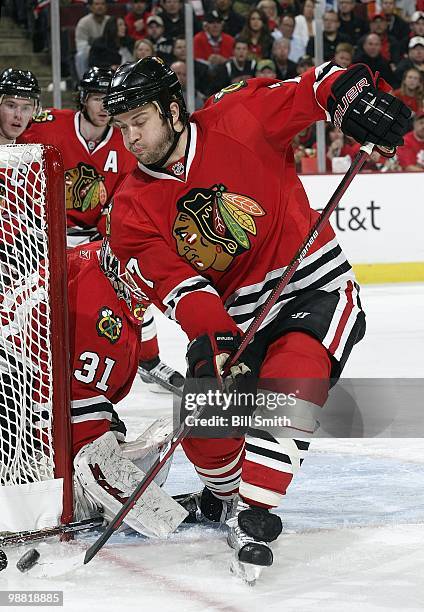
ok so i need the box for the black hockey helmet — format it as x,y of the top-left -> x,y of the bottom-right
103,57 -> 188,126
78,67 -> 114,107
0,68 -> 40,102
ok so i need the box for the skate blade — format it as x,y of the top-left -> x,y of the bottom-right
229,557 -> 262,586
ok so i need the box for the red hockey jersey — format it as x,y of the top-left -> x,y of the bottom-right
109,64 -> 361,363
67,245 -> 142,455
20,109 -> 137,242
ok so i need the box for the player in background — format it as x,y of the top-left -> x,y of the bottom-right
102,57 -> 411,579
19,66 -> 183,393
0,68 -> 40,146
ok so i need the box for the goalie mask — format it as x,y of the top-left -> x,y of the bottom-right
99,238 -> 150,324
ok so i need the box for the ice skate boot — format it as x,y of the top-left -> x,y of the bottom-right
138,356 -> 184,394
175,487 -> 236,524
227,499 -> 282,585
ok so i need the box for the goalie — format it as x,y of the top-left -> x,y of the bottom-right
0,234 -> 187,536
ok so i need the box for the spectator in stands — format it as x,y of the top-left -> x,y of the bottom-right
257,0 -> 280,34
394,37 -> 424,87
255,58 -> 277,77
160,0 -> 194,40
171,37 -> 211,96
296,54 -> 314,74
294,0 -> 316,53
215,0 -> 246,36
306,11 -> 350,62
369,13 -> 400,68
89,17 -> 134,70
411,11 -> 424,38
193,11 -> 235,66
133,38 -> 155,60
145,15 -> 174,64
125,0 -> 152,41
170,60 -> 205,109
393,68 -> 424,113
211,38 -> 256,91
271,38 -> 297,79
381,0 -> 410,43
232,0 -> 256,19
334,42 -> 354,68
238,8 -> 273,59
337,0 -> 368,46
396,111 -> 424,170
353,33 -> 395,86
275,14 -> 305,62
74,0 -> 110,80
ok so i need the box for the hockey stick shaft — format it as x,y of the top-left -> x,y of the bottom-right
83,142 -> 373,566
0,517 -> 103,547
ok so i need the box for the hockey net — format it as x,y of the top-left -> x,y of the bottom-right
0,144 -> 72,533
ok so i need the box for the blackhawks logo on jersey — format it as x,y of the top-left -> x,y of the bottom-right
32,109 -> 55,123
96,307 -> 122,343
213,81 -> 247,103
172,184 -> 265,272
65,162 -> 108,212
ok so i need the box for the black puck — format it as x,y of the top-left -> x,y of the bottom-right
0,549 -> 7,571
16,549 -> 40,573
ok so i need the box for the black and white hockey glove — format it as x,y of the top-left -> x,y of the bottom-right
327,64 -> 411,150
186,332 -> 251,384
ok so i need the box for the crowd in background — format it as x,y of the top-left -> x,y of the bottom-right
7,0 -> 424,171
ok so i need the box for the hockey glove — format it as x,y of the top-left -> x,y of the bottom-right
186,331 -> 251,387
327,64 -> 411,150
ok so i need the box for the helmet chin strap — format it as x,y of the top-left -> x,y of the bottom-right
145,102 -> 186,171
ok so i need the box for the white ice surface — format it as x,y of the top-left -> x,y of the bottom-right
1,283 -> 424,611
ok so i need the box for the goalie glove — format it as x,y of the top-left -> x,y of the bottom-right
327,64 -> 411,150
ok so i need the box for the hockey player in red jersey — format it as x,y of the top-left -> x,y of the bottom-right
102,57 -> 411,578
20,67 -> 136,248
19,66 -> 184,395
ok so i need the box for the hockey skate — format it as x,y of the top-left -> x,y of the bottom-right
138,357 -> 184,394
226,499 -> 282,586
175,487 -> 236,524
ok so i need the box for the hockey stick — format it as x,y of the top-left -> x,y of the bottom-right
32,142 -> 373,577
0,517 -> 104,547
137,364 -> 184,397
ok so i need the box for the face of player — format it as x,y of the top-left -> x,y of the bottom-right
334,50 -> 352,68
0,96 -> 35,143
85,93 -> 109,127
113,102 -> 177,166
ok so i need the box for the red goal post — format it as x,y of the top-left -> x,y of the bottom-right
0,143 -> 72,533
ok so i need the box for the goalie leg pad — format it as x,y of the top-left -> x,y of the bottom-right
73,432 -> 188,537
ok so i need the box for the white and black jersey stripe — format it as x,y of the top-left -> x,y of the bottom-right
163,275 -> 220,320
224,237 -> 356,331
70,395 -> 113,424
141,305 -> 157,342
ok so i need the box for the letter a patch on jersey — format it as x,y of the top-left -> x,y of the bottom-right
96,307 -> 122,343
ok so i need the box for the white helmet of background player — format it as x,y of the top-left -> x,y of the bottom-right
77,67 -> 113,125
0,68 -> 41,142
98,237 -> 151,324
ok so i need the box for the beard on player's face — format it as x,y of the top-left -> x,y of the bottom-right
127,112 -> 174,166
